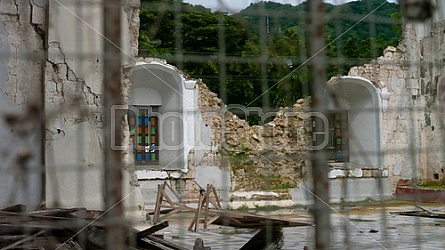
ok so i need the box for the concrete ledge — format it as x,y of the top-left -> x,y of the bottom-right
395,186 -> 445,202
291,178 -> 392,205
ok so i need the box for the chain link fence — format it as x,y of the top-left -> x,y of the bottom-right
1,0 -> 445,249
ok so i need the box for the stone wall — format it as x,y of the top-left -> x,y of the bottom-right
192,80 -> 312,207
345,20 -> 445,188
188,19 -> 445,205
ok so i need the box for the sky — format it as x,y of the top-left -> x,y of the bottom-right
183,0 -> 398,13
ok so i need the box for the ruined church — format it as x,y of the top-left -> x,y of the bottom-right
0,0 -> 444,217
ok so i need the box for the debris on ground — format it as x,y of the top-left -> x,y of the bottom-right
0,204 -> 205,250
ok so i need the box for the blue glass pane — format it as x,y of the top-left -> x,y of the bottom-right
137,153 -> 142,161
145,154 -> 150,161
137,117 -> 142,125
145,117 -> 149,125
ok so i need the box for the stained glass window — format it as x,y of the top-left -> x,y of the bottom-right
128,106 -> 159,165
327,112 -> 349,162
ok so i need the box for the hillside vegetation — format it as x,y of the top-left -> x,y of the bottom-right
139,0 -> 401,121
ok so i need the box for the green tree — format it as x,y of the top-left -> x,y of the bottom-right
138,0 -> 402,124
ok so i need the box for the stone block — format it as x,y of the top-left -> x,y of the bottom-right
328,169 -> 345,179
363,169 -> 372,178
349,168 -> 363,178
48,44 -> 65,64
0,0 -> 18,15
31,4 -> 46,25
371,170 -> 381,177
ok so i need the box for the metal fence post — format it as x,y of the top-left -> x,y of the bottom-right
308,0 -> 330,249
103,0 -> 124,249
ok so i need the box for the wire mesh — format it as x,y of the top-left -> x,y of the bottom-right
1,0 -> 445,249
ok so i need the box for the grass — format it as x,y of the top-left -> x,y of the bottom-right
411,180 -> 445,190
236,203 -> 249,210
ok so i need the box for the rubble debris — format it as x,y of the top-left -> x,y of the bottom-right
239,225 -> 284,250
151,181 -> 310,249
390,206 -> 445,219
0,204 -> 198,249
0,204 -> 27,213
153,181 -> 311,232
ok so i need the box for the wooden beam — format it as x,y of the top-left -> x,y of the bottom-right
1,230 -> 45,250
153,184 -> 164,223
0,204 -> 26,213
240,226 -> 283,250
143,235 -> 189,250
136,221 -> 169,239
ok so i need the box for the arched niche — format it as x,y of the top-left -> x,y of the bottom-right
128,62 -> 185,170
326,76 -> 383,169
129,87 -> 162,106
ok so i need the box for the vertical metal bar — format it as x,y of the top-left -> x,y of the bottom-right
173,1 -> 184,71
258,2 -> 270,111
41,0 -> 49,208
308,0 -> 330,249
103,0 -> 124,249
218,12 -> 227,104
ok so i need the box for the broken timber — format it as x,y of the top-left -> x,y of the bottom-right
153,181 -> 311,232
390,205 -> 445,219
0,204 -> 190,250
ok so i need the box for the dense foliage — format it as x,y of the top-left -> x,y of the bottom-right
139,0 -> 402,121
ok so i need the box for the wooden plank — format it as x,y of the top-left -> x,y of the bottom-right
157,209 -> 181,222
14,237 -> 75,250
210,185 -> 222,209
138,237 -> 172,250
0,204 -> 26,213
390,211 -> 445,219
1,230 -> 45,250
204,209 -> 311,227
0,224 -> 66,235
79,227 -> 138,250
136,221 -> 169,239
206,216 -> 220,226
70,210 -> 103,220
163,181 -> 181,201
415,205 -> 433,214
144,235 -> 189,250
213,215 -> 245,228
204,189 -> 210,229
188,193 -> 204,232
239,226 -> 283,250
161,189 -> 176,207
28,208 -> 86,217
0,235 -> 27,248
153,184 -> 164,223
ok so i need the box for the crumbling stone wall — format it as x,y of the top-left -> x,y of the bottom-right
346,20 -> 445,187
189,20 -> 445,203
195,80 -> 311,205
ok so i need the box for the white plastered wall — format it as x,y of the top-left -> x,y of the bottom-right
45,0 -> 145,222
